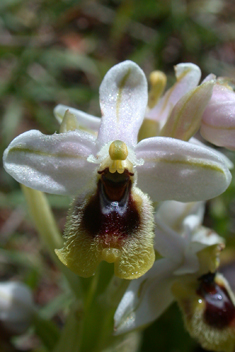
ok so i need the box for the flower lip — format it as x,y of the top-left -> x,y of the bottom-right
81,163 -> 139,242
81,177 -> 140,243
197,272 -> 235,330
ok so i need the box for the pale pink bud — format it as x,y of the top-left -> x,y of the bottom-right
201,83 -> 235,150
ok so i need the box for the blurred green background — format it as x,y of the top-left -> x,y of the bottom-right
1,0 -> 235,351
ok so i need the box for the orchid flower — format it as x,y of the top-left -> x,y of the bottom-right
3,61 -> 232,280
114,200 -> 225,334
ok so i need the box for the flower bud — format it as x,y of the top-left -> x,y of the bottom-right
0,282 -> 35,335
201,82 -> 235,150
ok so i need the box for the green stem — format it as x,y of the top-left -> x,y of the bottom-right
52,302 -> 83,352
94,276 -> 129,351
78,269 -> 129,351
21,185 -> 82,298
94,306 -> 115,351
100,276 -> 129,308
84,268 -> 100,310
33,311 -> 60,351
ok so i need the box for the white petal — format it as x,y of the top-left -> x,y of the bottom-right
182,213 -> 203,234
147,63 -> 201,127
161,80 -> 214,140
172,220 -> 201,276
191,226 -> 224,247
155,200 -> 205,232
3,130 -> 96,195
97,61 -> 148,147
190,137 -> 234,170
202,73 -> 216,83
154,215 -> 185,262
174,226 -> 224,275
53,104 -> 101,132
173,250 -> 200,275
154,201 -> 205,262
135,137 -> 231,202
114,258 -> 176,335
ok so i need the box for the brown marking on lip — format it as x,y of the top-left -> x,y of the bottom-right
80,169 -> 140,246
197,272 -> 235,329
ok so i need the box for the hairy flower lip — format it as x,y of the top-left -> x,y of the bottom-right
173,272 -> 235,352
55,177 -> 155,279
82,178 -> 140,241
196,272 -> 235,330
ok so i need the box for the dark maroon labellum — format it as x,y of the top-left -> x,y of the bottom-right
197,272 -> 235,329
81,168 -> 140,246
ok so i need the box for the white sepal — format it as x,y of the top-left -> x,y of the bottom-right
135,137 -> 231,202
97,61 -> 148,148
114,258 -> 175,335
3,130 -> 96,195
